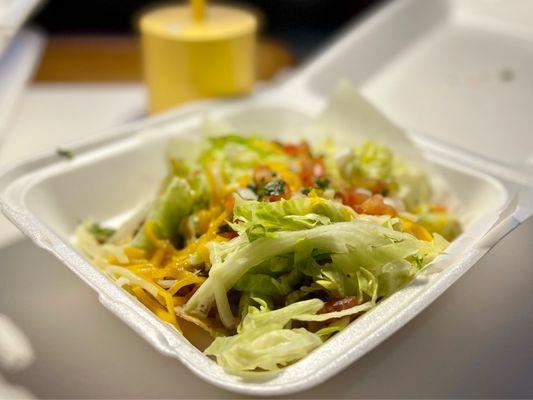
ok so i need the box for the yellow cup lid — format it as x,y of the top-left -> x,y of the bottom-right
140,5 -> 257,41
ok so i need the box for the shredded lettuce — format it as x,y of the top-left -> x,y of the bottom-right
337,140 -> 393,183
186,220 -> 448,328
132,177 -> 194,250
234,265 -> 302,316
293,301 -> 374,322
231,195 -> 355,240
233,270 -> 298,298
205,297 -> 379,374
199,135 -> 288,186
334,140 -> 432,209
394,168 -> 432,211
88,222 -> 115,243
315,316 -> 350,338
205,299 -> 324,373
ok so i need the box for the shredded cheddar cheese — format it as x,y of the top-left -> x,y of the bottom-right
400,217 -> 433,242
101,205 -> 228,334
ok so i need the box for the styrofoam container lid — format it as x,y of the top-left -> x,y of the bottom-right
286,0 -> 533,181
0,0 -> 43,30
0,30 -> 44,145
0,0 -> 43,58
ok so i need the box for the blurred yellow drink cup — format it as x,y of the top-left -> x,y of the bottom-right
140,1 -> 257,114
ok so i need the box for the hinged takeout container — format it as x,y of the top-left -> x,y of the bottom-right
1,0 -> 533,396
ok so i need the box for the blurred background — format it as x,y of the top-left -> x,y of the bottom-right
31,0 -> 383,82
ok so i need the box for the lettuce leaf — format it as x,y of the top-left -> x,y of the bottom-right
234,266 -> 303,317
199,135 -> 288,186
337,140 -> 393,183
204,297 -> 378,374
186,220 -> 447,328
233,271 -> 297,298
315,316 -> 350,338
293,301 -> 374,322
204,299 -> 324,374
334,140 -> 433,210
231,195 -> 355,240
392,173 -> 431,212
132,177 -> 194,250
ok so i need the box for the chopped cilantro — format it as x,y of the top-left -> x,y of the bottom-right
57,148 -> 74,160
89,223 -> 116,243
246,183 -> 258,193
258,179 -> 286,198
312,177 -> 330,190
217,224 -> 234,234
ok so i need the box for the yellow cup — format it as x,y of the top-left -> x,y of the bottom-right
140,4 -> 257,114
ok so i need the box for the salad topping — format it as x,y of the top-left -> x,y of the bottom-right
77,134 -> 461,375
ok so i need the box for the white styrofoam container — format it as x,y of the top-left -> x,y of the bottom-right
0,0 -> 43,59
1,0 -> 533,396
0,29 -> 44,146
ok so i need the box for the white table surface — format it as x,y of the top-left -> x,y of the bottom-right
0,84 -> 532,399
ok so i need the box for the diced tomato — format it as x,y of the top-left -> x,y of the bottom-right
300,157 -> 326,187
263,187 -> 291,202
429,203 -> 447,213
282,141 -> 329,187
355,194 -> 396,216
342,190 -> 371,209
283,141 -> 312,158
218,230 -> 238,239
263,195 -> 282,202
282,143 -> 299,156
300,164 -> 313,187
353,178 -> 388,194
370,179 -> 387,195
263,194 -> 289,203
319,296 -> 358,314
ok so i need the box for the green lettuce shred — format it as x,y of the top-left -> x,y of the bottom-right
205,298 -> 380,374
132,177 -> 194,250
335,140 -> 432,209
205,299 -> 324,373
186,220 -> 448,328
231,195 -> 355,240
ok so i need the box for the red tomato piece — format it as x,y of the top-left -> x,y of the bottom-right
355,194 -> 396,216
300,157 -> 327,187
218,230 -> 238,239
283,141 -> 312,158
319,296 -> 358,314
342,190 -> 371,209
